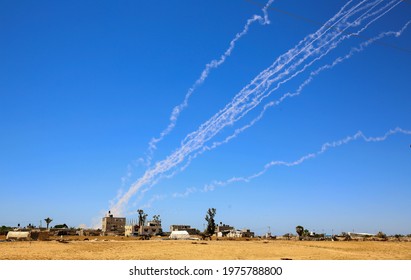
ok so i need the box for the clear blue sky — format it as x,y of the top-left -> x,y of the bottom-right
1,0 -> 410,235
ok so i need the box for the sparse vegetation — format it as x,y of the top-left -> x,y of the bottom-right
376,231 -> 387,239
54,224 -> 68,229
393,234 -> 403,240
0,225 -> 13,235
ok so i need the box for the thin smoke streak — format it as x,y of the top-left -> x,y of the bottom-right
146,0 -> 275,164
110,1 -> 401,215
181,18 -> 411,167
185,127 -> 411,194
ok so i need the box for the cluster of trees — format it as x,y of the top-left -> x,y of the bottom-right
0,225 -> 13,235
295,225 -> 327,239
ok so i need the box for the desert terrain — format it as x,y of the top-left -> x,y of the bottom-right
1,237 -> 411,260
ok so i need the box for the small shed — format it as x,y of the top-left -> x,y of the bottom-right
6,231 -> 30,240
169,230 -> 190,240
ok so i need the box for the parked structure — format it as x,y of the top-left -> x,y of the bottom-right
169,230 -> 190,240
102,211 -> 126,236
6,231 -> 30,240
348,232 -> 375,238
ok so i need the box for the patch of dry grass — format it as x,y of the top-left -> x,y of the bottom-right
1,239 -> 411,260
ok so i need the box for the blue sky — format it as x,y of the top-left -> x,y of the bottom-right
1,0 -> 410,235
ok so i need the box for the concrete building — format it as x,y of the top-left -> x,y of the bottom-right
227,228 -> 255,238
169,225 -> 198,235
125,220 -> 162,237
125,224 -> 138,237
102,211 -> 126,236
216,224 -> 234,237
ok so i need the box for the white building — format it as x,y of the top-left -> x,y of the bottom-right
227,229 -> 255,238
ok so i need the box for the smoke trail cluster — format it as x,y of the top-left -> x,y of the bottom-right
116,0 -> 276,202
110,0 -> 408,216
180,18 -> 411,164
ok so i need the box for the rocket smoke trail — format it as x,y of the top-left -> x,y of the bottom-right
198,128 -> 411,192
172,127 -> 411,196
146,0 -> 275,164
180,19 -> 411,166
110,0 -> 404,215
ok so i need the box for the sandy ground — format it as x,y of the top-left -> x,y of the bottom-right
1,239 -> 411,260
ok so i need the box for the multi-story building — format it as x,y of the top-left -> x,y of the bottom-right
125,220 -> 162,237
216,223 -> 234,237
102,211 -> 126,236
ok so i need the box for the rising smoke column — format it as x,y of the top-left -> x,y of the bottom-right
110,0 -> 404,215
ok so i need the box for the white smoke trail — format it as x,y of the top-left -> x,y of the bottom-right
181,18 -> 411,167
110,1 -> 403,215
178,0 -> 388,151
173,127 -> 411,195
177,0 -> 401,169
146,0 -> 275,163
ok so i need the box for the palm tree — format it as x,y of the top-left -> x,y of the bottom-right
152,215 -> 161,226
44,217 -> 53,230
137,210 -> 147,227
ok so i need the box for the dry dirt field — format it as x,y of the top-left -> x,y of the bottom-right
1,238 -> 411,260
